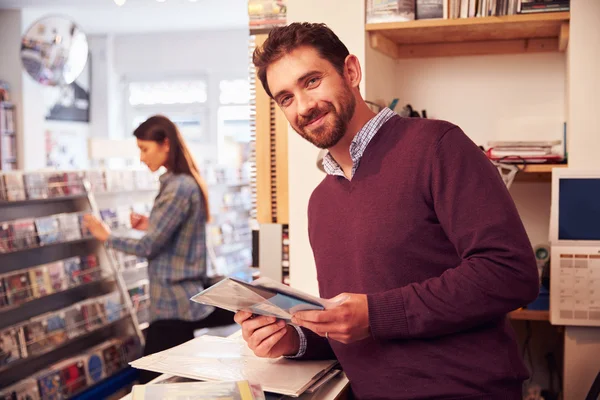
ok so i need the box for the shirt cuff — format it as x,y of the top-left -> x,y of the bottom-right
284,325 -> 307,359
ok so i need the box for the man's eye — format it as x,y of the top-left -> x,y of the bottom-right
307,77 -> 320,87
281,97 -> 292,107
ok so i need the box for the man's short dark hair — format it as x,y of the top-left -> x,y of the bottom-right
253,22 -> 350,98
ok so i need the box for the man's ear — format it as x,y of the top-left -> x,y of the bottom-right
344,54 -> 362,89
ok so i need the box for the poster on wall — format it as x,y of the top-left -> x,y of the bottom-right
45,127 -> 89,169
44,54 -> 91,123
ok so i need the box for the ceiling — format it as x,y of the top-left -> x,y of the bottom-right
0,0 -> 249,34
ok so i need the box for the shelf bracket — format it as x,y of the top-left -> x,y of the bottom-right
559,22 -> 569,52
369,33 -> 400,59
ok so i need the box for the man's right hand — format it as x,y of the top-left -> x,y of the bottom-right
234,311 -> 300,358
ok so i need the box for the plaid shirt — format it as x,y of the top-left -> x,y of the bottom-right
322,107 -> 396,179
107,172 -> 214,322
291,107 -> 396,358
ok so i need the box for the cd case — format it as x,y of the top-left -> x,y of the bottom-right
190,277 -> 341,321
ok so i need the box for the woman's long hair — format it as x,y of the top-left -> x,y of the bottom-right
134,115 -> 211,220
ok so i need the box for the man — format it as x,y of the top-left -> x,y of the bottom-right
234,22 -> 539,399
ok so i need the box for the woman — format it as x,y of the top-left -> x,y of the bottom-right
84,115 -> 233,383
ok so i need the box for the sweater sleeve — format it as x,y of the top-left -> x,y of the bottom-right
368,127 -> 540,340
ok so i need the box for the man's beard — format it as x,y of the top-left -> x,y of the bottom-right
294,86 -> 356,149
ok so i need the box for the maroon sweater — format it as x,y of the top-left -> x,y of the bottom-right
303,116 -> 539,400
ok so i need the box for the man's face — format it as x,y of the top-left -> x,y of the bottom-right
267,46 -> 356,149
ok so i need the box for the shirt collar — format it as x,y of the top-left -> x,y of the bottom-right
322,107 -> 396,177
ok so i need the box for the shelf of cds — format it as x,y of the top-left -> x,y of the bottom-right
0,169 -> 157,399
203,164 -> 254,281
0,102 -> 17,171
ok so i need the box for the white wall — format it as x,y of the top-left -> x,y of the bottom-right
286,0 -> 366,296
112,29 -> 250,164
0,10 -> 24,169
88,34 -> 123,140
393,53 -> 566,247
394,53 -> 566,147
563,1 -> 600,398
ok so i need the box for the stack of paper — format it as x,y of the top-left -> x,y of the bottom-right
129,335 -> 337,397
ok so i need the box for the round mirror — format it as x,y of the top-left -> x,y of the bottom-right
20,16 -> 89,87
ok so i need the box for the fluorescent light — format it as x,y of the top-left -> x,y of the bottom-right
114,0 -> 126,5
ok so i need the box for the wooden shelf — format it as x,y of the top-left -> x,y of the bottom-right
509,309 -> 550,321
366,12 -> 570,58
514,163 -> 567,182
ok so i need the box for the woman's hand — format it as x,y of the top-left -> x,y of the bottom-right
130,212 -> 149,231
83,215 -> 111,242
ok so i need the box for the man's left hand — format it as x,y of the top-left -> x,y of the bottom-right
291,293 -> 370,344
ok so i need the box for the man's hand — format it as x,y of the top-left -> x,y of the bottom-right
234,311 -> 300,358
130,212 -> 149,231
292,293 -> 370,344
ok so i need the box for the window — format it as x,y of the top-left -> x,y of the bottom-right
126,79 -> 208,143
219,79 -> 251,105
128,80 -> 207,106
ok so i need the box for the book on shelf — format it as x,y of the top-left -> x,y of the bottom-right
366,0 -> 415,23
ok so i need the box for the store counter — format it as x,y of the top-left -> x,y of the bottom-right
119,330 -> 350,400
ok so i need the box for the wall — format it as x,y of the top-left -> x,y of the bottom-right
112,29 -> 250,164
19,9 -> 91,171
286,0 -> 366,296
0,10 -> 24,169
563,0 -> 600,398
393,53 -> 566,246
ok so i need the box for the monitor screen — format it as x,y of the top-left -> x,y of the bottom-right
559,178 -> 600,240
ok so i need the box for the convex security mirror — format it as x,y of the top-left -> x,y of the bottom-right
21,16 -> 89,87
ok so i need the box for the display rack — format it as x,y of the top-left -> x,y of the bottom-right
0,170 -> 147,398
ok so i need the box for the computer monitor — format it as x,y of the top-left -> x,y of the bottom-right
550,168 -> 600,246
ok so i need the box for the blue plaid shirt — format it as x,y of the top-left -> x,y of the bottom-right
291,107 -> 396,358
107,172 -> 214,322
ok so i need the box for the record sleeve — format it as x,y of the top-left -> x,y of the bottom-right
35,216 -> 61,246
101,341 -> 124,376
47,173 -> 67,197
0,377 -> 41,400
56,213 -> 81,241
23,172 -> 48,200
64,305 -> 86,339
36,370 -> 64,400
3,172 -> 26,201
0,328 -> 22,366
79,254 -> 100,283
46,262 -> 67,292
0,222 -> 12,253
10,219 -> 38,250
6,272 -> 33,305
0,277 -> 9,308
28,266 -> 53,298
84,349 -> 105,384
63,257 -> 82,286
57,357 -> 87,396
